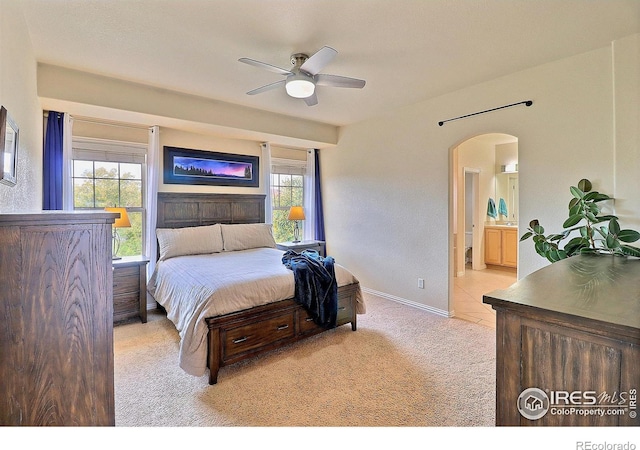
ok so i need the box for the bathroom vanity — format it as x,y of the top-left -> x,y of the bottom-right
484,225 -> 518,268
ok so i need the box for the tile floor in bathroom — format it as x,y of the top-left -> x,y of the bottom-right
453,264 -> 517,329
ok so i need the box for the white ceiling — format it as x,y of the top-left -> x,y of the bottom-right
19,0 -> 640,127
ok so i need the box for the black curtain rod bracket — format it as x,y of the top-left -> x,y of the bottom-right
438,100 -> 533,126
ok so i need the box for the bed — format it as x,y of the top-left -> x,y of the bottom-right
148,192 -> 365,384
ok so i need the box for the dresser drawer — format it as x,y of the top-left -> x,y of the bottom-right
112,257 -> 149,325
113,266 -> 141,295
113,293 -> 139,322
298,308 -> 322,334
297,295 -> 353,333
337,291 -> 354,326
222,312 -> 295,359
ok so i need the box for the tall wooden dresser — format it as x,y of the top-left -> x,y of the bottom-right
484,254 -> 640,426
0,211 -> 117,426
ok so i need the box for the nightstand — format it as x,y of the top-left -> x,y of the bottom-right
112,255 -> 149,324
276,240 -> 326,257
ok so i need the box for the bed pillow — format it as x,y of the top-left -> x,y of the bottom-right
221,223 -> 277,251
156,224 -> 224,261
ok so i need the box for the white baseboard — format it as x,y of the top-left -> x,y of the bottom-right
361,287 -> 453,318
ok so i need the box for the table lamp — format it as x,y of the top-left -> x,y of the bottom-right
105,206 -> 131,259
287,206 -> 305,243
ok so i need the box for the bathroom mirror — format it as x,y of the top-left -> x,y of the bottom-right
495,171 -> 518,223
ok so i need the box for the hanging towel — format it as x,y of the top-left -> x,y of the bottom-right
487,198 -> 497,218
498,198 -> 508,217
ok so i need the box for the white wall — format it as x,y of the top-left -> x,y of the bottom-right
5,4 -> 637,318
157,128 -> 265,195
322,36 -> 639,315
613,34 -> 640,231
0,0 -> 42,212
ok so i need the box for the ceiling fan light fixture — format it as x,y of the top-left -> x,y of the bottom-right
285,74 -> 315,98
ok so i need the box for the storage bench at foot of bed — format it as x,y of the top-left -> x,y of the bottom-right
205,282 -> 359,385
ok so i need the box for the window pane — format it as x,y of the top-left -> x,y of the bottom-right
270,164 -> 306,243
72,155 -> 145,256
271,186 -> 280,208
74,160 -> 93,178
114,211 -> 143,257
95,179 -> 120,207
120,180 -> 142,207
73,179 -> 95,208
280,186 -> 293,207
292,175 -> 303,187
292,188 -> 303,206
272,209 -> 296,243
94,161 -> 119,179
120,163 -> 141,180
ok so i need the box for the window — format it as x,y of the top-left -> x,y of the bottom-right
72,138 -> 147,257
270,159 -> 306,242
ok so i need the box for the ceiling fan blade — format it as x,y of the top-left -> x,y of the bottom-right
246,80 -> 286,95
299,46 -> 337,76
315,74 -> 366,89
304,92 -> 318,106
239,58 -> 293,76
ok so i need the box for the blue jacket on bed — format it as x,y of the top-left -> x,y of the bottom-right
282,249 -> 338,328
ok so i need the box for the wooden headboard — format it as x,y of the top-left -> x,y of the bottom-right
156,193 -> 266,229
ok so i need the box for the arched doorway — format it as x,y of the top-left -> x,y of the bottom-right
449,133 -> 519,328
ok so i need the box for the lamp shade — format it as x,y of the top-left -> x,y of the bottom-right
105,207 -> 131,228
287,206 -> 305,221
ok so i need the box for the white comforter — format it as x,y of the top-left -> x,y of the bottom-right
148,247 -> 364,377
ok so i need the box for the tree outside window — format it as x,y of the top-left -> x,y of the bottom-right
73,160 -> 144,257
271,172 -> 304,242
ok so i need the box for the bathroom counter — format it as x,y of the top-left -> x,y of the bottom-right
485,224 -> 518,229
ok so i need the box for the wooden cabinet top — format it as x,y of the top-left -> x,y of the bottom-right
484,254 -> 640,334
0,211 -> 117,225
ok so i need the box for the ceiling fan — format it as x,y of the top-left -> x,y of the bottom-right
239,46 -> 366,106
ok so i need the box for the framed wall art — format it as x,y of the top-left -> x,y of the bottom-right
0,106 -> 18,186
163,146 -> 259,187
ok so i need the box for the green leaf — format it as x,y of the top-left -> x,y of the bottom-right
563,214 -> 583,228
520,231 -> 533,241
570,185 -> 585,199
620,245 -> 640,257
535,241 -> 551,255
529,219 -> 539,228
606,233 -> 618,248
568,202 -> 582,217
533,235 -> 546,243
592,193 -> 611,202
594,215 -> 618,223
532,224 -> 545,234
618,229 -> 640,243
577,179 -> 592,192
595,226 -> 608,239
568,198 -> 580,210
585,212 -> 598,223
564,237 -> 589,253
609,218 -> 620,235
547,248 -> 562,262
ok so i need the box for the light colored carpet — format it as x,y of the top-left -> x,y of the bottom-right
113,293 -> 496,427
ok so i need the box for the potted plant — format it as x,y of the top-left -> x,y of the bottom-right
520,179 -> 640,263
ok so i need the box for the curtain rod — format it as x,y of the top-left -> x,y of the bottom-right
72,116 -> 150,131
438,100 -> 533,126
